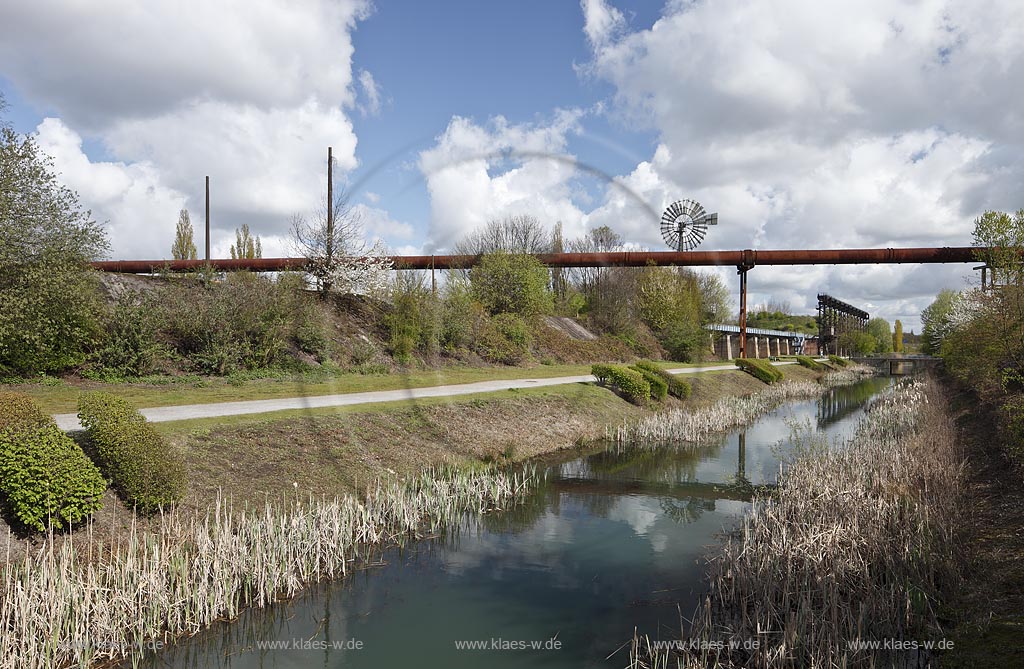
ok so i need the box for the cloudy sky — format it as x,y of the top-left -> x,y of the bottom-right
3,0 -> 1022,331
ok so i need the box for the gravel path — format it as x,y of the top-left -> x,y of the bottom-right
53,362 -> 797,431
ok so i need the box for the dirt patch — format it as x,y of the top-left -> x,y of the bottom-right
941,382 -> 1024,668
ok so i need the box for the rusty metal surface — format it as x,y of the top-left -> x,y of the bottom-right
91,247 -> 989,273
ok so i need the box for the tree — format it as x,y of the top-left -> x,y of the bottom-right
893,320 -> 904,352
470,251 -> 553,316
171,208 -> 198,260
635,265 -> 706,361
972,209 -> 1024,288
0,113 -> 109,374
568,225 -> 632,332
290,189 -> 392,295
230,224 -> 262,259
837,330 -> 876,356
454,214 -> 551,256
867,317 -> 893,354
921,289 -> 958,355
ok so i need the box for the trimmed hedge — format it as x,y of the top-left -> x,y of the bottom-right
0,393 -> 106,530
631,366 -> 668,401
828,355 -> 851,368
735,358 -> 784,384
796,355 -> 826,371
592,364 -> 650,404
591,364 -> 614,384
77,392 -> 185,513
634,360 -> 692,400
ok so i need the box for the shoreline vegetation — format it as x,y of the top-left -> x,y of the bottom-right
0,363 -> 855,668
1,466 -> 536,669
629,377 -> 965,668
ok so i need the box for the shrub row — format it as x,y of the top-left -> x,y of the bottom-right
77,392 -> 185,513
828,355 -> 851,368
796,355 -> 826,371
633,360 -> 692,400
591,364 -> 651,404
0,393 -> 106,530
632,366 -> 668,401
736,358 -> 784,384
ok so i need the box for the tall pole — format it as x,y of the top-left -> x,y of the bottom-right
326,147 -> 334,263
204,176 -> 210,262
737,266 -> 748,359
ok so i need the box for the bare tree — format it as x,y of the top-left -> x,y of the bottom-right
290,189 -> 392,296
453,214 -> 552,256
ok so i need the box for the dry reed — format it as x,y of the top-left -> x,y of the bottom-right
631,378 -> 965,668
615,381 -> 827,446
0,465 -> 536,669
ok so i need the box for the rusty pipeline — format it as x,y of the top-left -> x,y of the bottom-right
90,246 -> 992,273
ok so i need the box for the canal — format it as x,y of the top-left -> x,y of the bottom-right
139,376 -> 893,668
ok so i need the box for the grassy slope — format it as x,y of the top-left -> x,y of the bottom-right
7,360 -> 735,415
166,367 -> 789,508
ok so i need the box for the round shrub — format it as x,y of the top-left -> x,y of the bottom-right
0,393 -> 106,531
77,392 -> 185,513
591,363 -> 614,384
604,365 -> 651,405
828,355 -> 851,368
735,358 -> 783,384
796,355 -> 825,371
631,366 -> 668,401
634,360 -> 692,400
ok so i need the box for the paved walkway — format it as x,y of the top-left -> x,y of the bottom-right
53,361 -> 797,431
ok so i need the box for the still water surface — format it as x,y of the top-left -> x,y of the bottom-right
140,377 -> 891,668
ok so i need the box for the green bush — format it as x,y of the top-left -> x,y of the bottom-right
631,365 -> 668,401
591,363 -> 614,384
828,355 -> 851,368
796,355 -> 826,371
736,358 -> 783,384
386,273 -> 440,364
0,125 -> 109,376
0,393 -> 106,530
470,251 -> 553,316
475,319 -> 529,365
634,360 -> 691,400
158,273 -> 300,375
600,365 -> 651,404
492,313 -> 532,348
90,291 -> 163,378
77,392 -> 185,513
439,276 -> 479,352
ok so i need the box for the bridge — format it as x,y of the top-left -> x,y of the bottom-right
705,324 -> 810,358
852,355 -> 942,376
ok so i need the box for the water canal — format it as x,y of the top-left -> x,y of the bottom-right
138,376 -> 893,668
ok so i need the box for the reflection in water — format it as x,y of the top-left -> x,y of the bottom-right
135,378 -> 889,669
817,377 -> 892,428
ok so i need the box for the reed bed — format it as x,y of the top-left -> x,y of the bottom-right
0,465 -> 536,669
614,381 -> 827,446
821,365 -> 877,388
631,379 -> 965,668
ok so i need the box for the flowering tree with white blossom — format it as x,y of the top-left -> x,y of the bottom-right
289,190 -> 392,296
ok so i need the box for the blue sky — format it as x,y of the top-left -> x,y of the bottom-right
2,0 -> 1023,330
